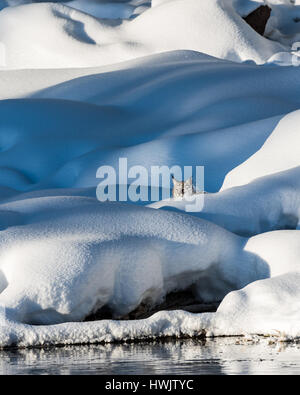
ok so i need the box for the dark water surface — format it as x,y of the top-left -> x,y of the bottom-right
1,338 -> 300,375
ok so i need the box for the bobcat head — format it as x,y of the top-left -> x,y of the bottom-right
171,176 -> 195,198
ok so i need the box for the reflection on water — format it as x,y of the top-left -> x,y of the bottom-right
1,338 -> 300,375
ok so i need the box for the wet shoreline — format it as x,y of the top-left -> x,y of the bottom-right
1,337 -> 300,375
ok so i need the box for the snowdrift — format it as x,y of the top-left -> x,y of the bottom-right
0,0 -> 300,347
0,0 -> 284,69
1,51 -> 300,194
0,198 -> 250,325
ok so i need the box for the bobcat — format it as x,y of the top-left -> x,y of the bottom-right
171,176 -> 195,198
171,176 -> 207,198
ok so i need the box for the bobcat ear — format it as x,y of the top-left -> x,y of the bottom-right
185,177 -> 193,184
172,175 -> 179,184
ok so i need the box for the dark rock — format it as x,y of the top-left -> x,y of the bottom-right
119,290 -> 220,320
243,5 -> 272,36
84,305 -> 114,321
84,289 -> 220,322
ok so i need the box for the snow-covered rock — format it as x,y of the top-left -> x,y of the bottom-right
2,272 -> 300,347
214,272 -> 300,339
0,197 -> 247,324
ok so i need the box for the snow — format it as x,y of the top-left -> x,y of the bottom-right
214,272 -> 300,339
0,0 -> 285,69
221,109 -> 300,190
1,51 -> 300,195
65,0 -> 137,20
0,0 -> 299,347
150,164 -> 300,236
2,273 -> 300,348
0,197 -> 254,325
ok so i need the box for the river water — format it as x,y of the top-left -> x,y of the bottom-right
0,338 -> 300,375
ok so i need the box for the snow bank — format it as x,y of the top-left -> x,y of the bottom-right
0,0 -> 284,69
2,272 -> 300,348
0,51 -> 300,195
221,110 -> 300,190
150,165 -> 300,236
213,272 -> 300,339
0,193 -> 300,347
0,197 -> 248,325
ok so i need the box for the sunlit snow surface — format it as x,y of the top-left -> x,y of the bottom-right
0,0 -> 300,347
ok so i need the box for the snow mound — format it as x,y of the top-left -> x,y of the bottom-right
221,110 -> 300,190
214,272 -> 300,339
0,52 -> 300,195
0,197 -> 247,325
150,165 -> 300,236
0,192 -> 300,347
0,0 -> 284,69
